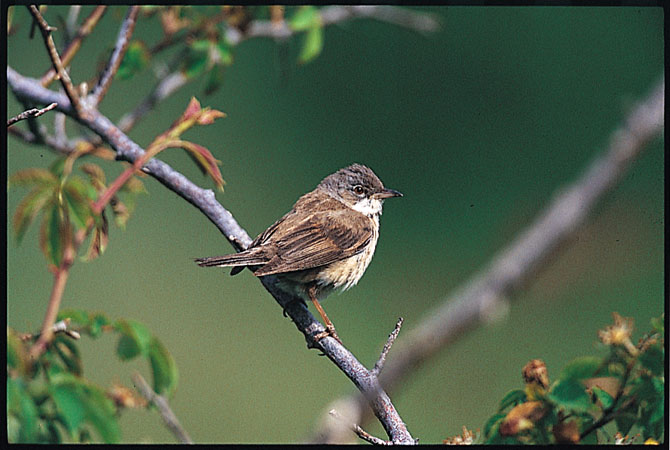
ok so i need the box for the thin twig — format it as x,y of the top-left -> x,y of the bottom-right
372,317 -> 404,377
7,102 -> 57,127
329,409 -> 392,445
132,372 -> 194,444
90,6 -> 139,106
309,78 -> 665,442
28,5 -> 82,116
20,318 -> 81,341
41,5 -> 107,87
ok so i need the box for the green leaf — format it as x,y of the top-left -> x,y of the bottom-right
51,383 -> 86,434
559,356 -> 602,381
89,313 -> 111,338
183,40 -> 210,78
204,63 -> 225,96
483,412 -> 506,438
498,389 -> 526,412
8,168 -> 56,188
614,412 -> 637,436
53,336 -> 83,376
79,384 -> 120,443
299,22 -> 323,64
289,5 -> 318,31
638,344 -> 664,376
591,386 -> 614,409
116,40 -> 149,80
148,337 -> 178,397
216,41 -> 233,66
13,184 -> 53,243
116,334 -> 141,360
7,328 -> 27,374
547,379 -> 592,413
114,319 -> 152,356
63,183 -> 92,231
650,315 -> 664,334
46,202 -> 64,267
58,309 -> 91,327
7,378 -> 39,442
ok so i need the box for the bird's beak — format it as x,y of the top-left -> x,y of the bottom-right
374,188 -> 403,199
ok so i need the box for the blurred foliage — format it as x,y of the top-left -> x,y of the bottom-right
7,311 -> 177,443
474,313 -> 664,444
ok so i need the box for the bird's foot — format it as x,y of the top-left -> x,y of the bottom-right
313,324 -> 342,345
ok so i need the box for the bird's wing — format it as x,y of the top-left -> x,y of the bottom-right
252,208 -> 373,276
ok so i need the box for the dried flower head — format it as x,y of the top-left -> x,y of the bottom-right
599,312 -> 638,356
443,426 -> 477,445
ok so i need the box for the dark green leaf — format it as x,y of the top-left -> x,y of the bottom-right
89,313 -> 110,338
548,379 -> 592,413
591,386 -> 614,409
559,356 -> 602,381
183,40 -> 210,78
638,345 -> 664,376
148,337 -> 178,397
79,384 -> 120,443
116,334 -> 141,360
49,158 -> 67,177
51,383 -> 85,434
53,336 -> 83,376
46,202 -> 64,267
7,378 -> 39,442
483,412 -> 506,438
498,389 -> 526,412
216,41 -> 233,65
289,5 -> 318,31
299,22 -> 323,64
614,412 -> 637,436
204,63 -> 225,96
114,319 -> 152,355
63,184 -> 92,230
116,40 -> 149,80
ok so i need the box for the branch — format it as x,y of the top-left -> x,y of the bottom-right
89,6 -> 140,106
329,409 -> 392,445
7,102 -> 57,127
132,372 -> 194,444
40,6 -> 107,87
310,77 -> 664,442
372,317 -> 404,377
7,64 -> 415,444
28,5 -> 82,116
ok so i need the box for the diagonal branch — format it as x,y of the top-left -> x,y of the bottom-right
89,6 -> 140,106
132,372 -> 194,444
28,5 -> 82,116
7,65 -> 415,443
40,5 -> 107,87
309,77 -> 665,442
7,102 -> 57,127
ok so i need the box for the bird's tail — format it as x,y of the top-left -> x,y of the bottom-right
194,252 -> 266,269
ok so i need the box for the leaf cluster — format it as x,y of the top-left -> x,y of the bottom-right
479,313 -> 665,444
7,310 -> 178,443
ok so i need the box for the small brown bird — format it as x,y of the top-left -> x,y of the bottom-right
195,164 -> 402,343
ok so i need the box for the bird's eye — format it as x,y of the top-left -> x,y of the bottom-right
353,185 -> 365,196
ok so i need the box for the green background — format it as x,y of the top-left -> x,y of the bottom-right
6,6 -> 664,443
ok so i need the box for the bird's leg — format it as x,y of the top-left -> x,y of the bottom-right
308,285 -> 342,345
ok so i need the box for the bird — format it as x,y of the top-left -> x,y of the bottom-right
195,163 -> 402,343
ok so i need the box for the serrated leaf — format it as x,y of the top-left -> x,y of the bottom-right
179,140 -> 224,190
8,168 -> 57,188
84,211 -> 108,262
63,184 -> 92,231
590,386 -> 614,409
114,319 -> 153,356
299,22 -> 323,64
498,389 -> 526,412
148,337 -> 178,397
117,40 -> 149,80
80,163 -> 107,192
13,184 -> 53,243
548,379 -> 592,413
638,345 -> 664,376
289,5 -> 318,31
559,356 -> 602,381
119,176 -> 146,194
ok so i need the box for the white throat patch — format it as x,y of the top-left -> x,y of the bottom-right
351,197 -> 383,217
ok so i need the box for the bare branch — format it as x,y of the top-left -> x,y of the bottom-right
7,64 -> 416,444
28,5 -> 82,116
310,77 -> 665,442
89,6 -> 140,106
7,102 -> 57,127
372,317 -> 404,377
131,372 -> 194,444
41,6 -> 107,87
329,409 -> 392,445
